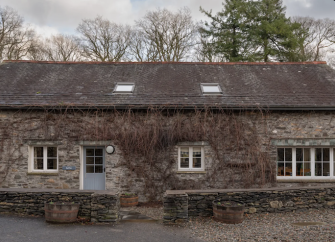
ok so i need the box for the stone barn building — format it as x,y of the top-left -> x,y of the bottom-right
1,60 -> 335,201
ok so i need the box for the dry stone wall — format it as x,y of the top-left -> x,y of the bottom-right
163,186 -> 335,224
0,188 -> 119,222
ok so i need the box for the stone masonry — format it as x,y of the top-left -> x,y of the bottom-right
0,188 -> 119,222
163,185 -> 335,224
163,193 -> 188,224
2,110 -> 335,201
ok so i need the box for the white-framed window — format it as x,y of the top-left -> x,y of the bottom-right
178,147 -> 204,171
277,147 -> 334,179
28,146 -> 58,173
113,82 -> 135,94
200,83 -> 223,95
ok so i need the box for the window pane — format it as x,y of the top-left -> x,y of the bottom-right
277,148 -> 284,161
180,158 -> 189,168
86,165 -> 94,173
34,158 -> 43,170
285,163 -> 292,176
277,162 -> 284,176
323,148 -> 330,161
192,147 -> 202,168
304,162 -> 311,176
47,159 -> 57,169
47,147 -> 57,157
95,149 -> 103,156
34,147 -> 43,158
296,162 -> 303,176
304,148 -> 310,161
285,148 -> 292,161
180,148 -> 189,158
315,162 -> 322,176
86,149 -> 94,156
86,157 -> 94,164
115,84 -> 133,92
296,148 -> 303,162
315,148 -> 322,161
324,162 -> 330,176
193,158 -> 201,168
202,85 -> 221,93
95,165 -> 103,173
95,157 -> 103,164
193,148 -> 201,158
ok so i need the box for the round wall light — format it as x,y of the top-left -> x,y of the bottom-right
106,145 -> 115,154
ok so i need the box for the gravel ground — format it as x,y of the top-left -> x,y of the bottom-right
131,206 -> 335,242
131,204 -> 164,221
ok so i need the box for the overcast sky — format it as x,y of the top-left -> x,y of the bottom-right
1,0 -> 334,37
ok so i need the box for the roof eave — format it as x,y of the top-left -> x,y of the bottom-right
1,104 -> 335,111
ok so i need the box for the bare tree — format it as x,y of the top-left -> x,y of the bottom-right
128,29 -> 159,62
30,34 -> 82,61
135,7 -> 198,62
193,31 -> 227,62
292,17 -> 335,61
326,51 -> 335,70
77,16 -> 132,62
0,6 -> 35,61
4,27 -> 35,60
27,38 -> 48,61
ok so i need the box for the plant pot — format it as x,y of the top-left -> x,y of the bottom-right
120,194 -> 138,207
212,200 -> 245,224
44,202 -> 80,223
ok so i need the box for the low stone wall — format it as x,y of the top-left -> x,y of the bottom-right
0,188 -> 119,223
163,193 -> 188,224
163,185 -> 335,224
91,191 -> 119,222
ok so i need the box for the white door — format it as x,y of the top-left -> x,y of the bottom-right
83,147 -> 105,190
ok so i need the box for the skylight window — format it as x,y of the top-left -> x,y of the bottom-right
113,83 -> 135,94
201,83 -> 222,95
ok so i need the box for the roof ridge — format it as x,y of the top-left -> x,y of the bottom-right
1,60 -> 328,65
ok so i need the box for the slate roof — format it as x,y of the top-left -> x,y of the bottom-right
0,60 -> 335,110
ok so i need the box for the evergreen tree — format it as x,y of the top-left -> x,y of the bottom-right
249,0 -> 301,62
199,0 -> 301,62
199,0 -> 256,62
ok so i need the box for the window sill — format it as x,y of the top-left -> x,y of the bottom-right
177,171 -> 206,174
277,179 -> 335,183
27,172 -> 59,176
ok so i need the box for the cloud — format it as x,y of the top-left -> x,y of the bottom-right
1,0 -> 334,37
28,23 -> 60,38
283,0 -> 335,19
131,0 -> 223,22
1,0 -> 133,34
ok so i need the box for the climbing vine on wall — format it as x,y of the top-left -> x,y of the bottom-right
0,106 -> 275,200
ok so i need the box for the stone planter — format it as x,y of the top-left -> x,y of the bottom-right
120,194 -> 138,207
212,200 -> 245,224
44,202 -> 80,223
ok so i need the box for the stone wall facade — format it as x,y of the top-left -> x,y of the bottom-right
1,109 -> 335,201
0,188 -> 119,222
163,186 -> 335,224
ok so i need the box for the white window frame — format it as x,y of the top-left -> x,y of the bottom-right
28,146 -> 58,173
178,146 -> 204,171
113,82 -> 135,94
277,147 -> 334,180
200,83 -> 223,95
